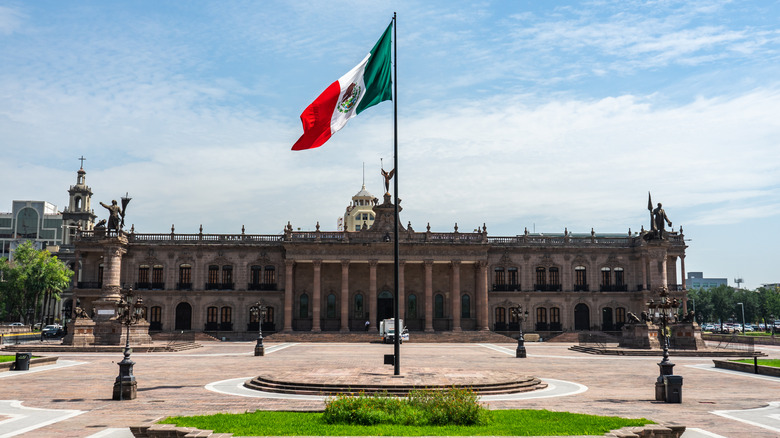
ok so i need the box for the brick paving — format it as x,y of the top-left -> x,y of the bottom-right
1,341 -> 779,437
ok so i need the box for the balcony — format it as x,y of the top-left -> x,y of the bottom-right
492,283 -> 521,292
534,284 -> 562,292
135,282 -> 151,290
573,284 -> 590,292
77,281 -> 102,289
176,282 -> 193,291
248,283 -> 277,291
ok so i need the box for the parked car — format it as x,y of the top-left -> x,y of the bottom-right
8,322 -> 24,327
42,324 -> 63,338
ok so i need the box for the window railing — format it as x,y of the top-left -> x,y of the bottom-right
534,284 -> 562,292
176,282 -> 192,290
135,282 -> 151,290
492,283 -> 521,291
205,282 -> 235,291
151,282 -> 165,290
600,284 -> 628,292
248,283 -> 277,291
573,284 -> 589,292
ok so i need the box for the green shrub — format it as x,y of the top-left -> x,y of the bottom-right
322,388 -> 489,426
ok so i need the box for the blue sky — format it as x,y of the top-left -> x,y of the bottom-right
2,1 -> 779,288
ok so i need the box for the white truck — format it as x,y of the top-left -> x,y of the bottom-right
379,318 -> 407,344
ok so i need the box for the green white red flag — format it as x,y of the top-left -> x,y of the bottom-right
292,22 -> 393,151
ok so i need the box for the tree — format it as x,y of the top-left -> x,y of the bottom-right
0,241 -> 73,324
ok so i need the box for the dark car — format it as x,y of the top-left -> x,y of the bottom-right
42,325 -> 63,338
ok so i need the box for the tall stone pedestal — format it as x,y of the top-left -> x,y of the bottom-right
63,318 -> 96,347
620,322 -> 705,351
619,323 -> 657,349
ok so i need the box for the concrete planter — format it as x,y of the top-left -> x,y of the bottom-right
713,359 -> 780,377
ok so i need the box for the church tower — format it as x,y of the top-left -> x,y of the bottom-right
62,164 -> 96,244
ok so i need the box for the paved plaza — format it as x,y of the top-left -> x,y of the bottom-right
1,341 -> 779,437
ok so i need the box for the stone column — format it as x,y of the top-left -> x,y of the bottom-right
451,261 -> 461,332
368,260 -> 378,330
398,260 -> 406,319
93,236 -> 128,322
340,259 -> 350,332
476,261 -> 489,331
424,260 -> 434,332
283,260 -> 294,331
312,260 -> 322,332
641,256 -> 647,290
680,255 -> 688,313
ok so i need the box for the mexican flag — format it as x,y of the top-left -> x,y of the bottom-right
292,22 -> 393,151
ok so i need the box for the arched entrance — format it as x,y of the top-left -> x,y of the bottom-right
175,302 -> 192,330
377,291 -> 394,321
574,303 -> 590,331
602,307 -> 614,331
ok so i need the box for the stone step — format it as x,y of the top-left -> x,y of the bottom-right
264,330 -> 516,343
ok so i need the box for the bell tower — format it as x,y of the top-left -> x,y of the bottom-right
62,158 -> 97,244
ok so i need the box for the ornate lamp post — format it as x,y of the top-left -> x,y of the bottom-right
511,304 -> 529,358
113,287 -> 144,400
647,287 -> 680,402
249,301 -> 267,356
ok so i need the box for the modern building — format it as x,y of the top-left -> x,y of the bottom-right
0,200 -> 63,260
341,184 -> 377,232
686,272 -> 727,290
70,176 -> 689,337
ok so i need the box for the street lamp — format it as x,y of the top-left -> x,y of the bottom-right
737,302 -> 745,334
113,287 -> 144,401
647,286 -> 681,402
510,304 -> 529,358
249,301 -> 267,356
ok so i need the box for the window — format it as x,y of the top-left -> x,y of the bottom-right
508,267 -> 518,286
370,214 -> 375,220
494,268 -> 506,285
614,267 -> 624,286
152,265 -> 164,287
249,307 -> 260,323
207,306 -> 218,324
299,294 -> 309,318
178,264 -> 192,289
550,307 -> 560,323
508,307 -> 519,323
98,264 -> 104,283
461,294 -> 471,318
355,225 -> 360,231
601,267 -> 611,287
616,307 -> 626,324
354,294 -> 364,318
220,306 -> 232,323
263,266 -> 275,285
407,294 -> 417,319
549,267 -> 560,286
138,265 -> 150,284
265,306 -> 274,323
149,306 -> 161,323
536,307 -> 547,323
250,265 -> 261,285
222,266 -> 233,287
535,267 -> 546,288
208,265 -> 219,285
575,266 -> 587,286
15,207 -> 39,238
327,293 -> 336,318
434,294 -> 444,318
495,307 -> 506,323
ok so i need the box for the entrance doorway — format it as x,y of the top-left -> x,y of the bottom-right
602,307 -> 614,331
175,302 -> 192,330
574,303 -> 590,330
377,291 -> 394,321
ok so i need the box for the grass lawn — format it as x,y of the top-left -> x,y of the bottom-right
159,409 -> 652,436
732,359 -> 780,368
0,356 -> 15,363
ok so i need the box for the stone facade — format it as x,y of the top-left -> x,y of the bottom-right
70,200 -> 688,337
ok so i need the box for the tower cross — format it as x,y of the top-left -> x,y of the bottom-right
78,155 -> 86,169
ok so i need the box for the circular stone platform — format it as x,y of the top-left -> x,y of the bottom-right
244,367 -> 547,396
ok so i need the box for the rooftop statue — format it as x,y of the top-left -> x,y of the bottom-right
381,167 -> 395,195
99,200 -> 122,233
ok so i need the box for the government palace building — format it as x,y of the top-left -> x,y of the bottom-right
64,166 -> 689,338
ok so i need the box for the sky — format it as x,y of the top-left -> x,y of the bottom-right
1,1 -> 779,289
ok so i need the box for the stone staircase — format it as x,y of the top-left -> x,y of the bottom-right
544,331 -> 581,342
264,330 -> 515,343
244,374 -> 546,396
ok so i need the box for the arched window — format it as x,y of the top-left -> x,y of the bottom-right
264,265 -> 276,285
221,266 -> 233,289
74,197 -> 81,211
137,265 -> 150,289
434,294 -> 444,318
149,306 -> 162,331
250,265 -> 261,286
550,307 -> 561,331
407,294 -> 417,319
615,307 -> 626,329
354,293 -> 364,318
152,265 -> 164,289
178,264 -> 192,290
614,267 -> 625,289
537,307 -> 547,323
220,306 -> 233,331
326,293 -> 336,318
495,307 -> 507,331
507,267 -> 519,288
549,267 -> 560,288
206,306 -> 218,330
601,267 -> 612,287
494,267 -> 506,286
265,306 -> 274,323
574,266 -> 587,291
461,294 -> 471,318
207,265 -> 219,289
299,293 -> 309,318
535,267 -> 546,290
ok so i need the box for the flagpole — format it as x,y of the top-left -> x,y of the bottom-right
392,12 -> 401,376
